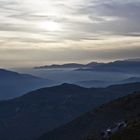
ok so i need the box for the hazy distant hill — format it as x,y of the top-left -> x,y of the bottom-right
35,63 -> 85,69
75,80 -> 111,88
0,69 -> 56,100
75,77 -> 140,88
77,58 -> 140,74
35,58 -> 140,71
121,77 -> 140,83
39,91 -> 140,140
35,62 -> 103,69
0,83 -> 140,140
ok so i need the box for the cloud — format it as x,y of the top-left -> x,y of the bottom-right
0,0 -> 140,67
1,0 -> 140,40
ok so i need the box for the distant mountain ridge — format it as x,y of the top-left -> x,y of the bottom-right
0,83 -> 140,140
34,58 -> 140,73
0,68 -> 56,100
122,77 -> 140,83
75,77 -> 140,88
75,80 -> 111,88
34,62 -> 103,69
78,58 -> 140,74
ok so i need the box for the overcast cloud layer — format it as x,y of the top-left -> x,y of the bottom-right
0,0 -> 140,67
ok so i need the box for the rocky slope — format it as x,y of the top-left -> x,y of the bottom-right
39,91 -> 140,140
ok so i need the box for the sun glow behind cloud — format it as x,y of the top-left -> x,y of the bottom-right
38,21 -> 63,32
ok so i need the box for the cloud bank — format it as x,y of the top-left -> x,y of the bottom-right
0,0 -> 140,67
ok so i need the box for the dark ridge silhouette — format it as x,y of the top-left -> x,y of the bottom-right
35,58 -> 140,70
34,62 -> 103,69
39,91 -> 140,140
77,58 -> 140,74
0,83 -> 140,140
121,77 -> 140,83
75,77 -> 140,88
75,80 -> 112,88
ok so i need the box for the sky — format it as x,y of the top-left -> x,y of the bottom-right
0,0 -> 140,68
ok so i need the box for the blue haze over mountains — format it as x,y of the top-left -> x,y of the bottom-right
0,69 -> 57,100
0,58 -> 140,100
0,0 -> 140,139
17,58 -> 140,85
0,58 -> 140,140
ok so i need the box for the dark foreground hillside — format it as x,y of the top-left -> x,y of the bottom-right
110,119 -> 140,140
0,83 -> 140,140
39,92 -> 140,140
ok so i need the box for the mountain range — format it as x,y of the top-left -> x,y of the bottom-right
34,62 -> 103,69
77,58 -> 140,74
35,58 -> 140,74
1,68 -> 140,100
0,83 -> 140,140
0,68 -> 56,100
75,77 -> 140,88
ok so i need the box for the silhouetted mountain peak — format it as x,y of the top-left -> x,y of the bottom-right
60,83 -> 83,88
0,68 -> 19,76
